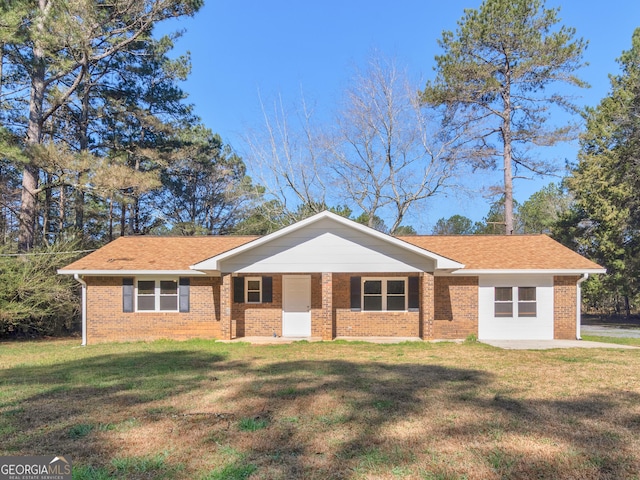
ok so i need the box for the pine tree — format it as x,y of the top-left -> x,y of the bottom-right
422,0 -> 587,234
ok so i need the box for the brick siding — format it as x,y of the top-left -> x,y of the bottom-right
554,276 -> 580,340
84,272 -> 577,343
333,273 -> 421,337
85,276 -> 221,344
433,276 -> 478,339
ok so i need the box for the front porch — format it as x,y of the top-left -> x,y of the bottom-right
217,272 -> 435,341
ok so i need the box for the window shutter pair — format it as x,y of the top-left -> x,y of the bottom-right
122,277 -> 190,312
349,276 -> 420,311
233,276 -> 273,303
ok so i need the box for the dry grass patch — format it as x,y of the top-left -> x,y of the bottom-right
1,339 -> 639,479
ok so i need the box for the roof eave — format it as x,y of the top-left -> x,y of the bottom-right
451,268 -> 607,275
58,269 -> 209,276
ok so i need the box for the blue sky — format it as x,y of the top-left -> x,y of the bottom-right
158,0 -> 640,232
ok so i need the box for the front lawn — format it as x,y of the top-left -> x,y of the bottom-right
1,339 -> 639,479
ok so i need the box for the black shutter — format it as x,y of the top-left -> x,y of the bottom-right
408,276 -> 419,311
179,277 -> 190,312
262,276 -> 273,303
233,276 -> 244,303
350,276 -> 361,311
123,278 -> 134,312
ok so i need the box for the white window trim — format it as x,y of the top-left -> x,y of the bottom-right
245,277 -> 262,304
362,277 -> 407,312
517,287 -> 537,317
494,286 -> 537,319
135,277 -> 179,312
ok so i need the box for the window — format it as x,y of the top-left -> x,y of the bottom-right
518,287 -> 537,317
494,287 -> 513,317
246,277 -> 262,303
233,276 -> 273,304
362,278 -> 406,311
494,287 -> 537,318
136,279 -> 178,312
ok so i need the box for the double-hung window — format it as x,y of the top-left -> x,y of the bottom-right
136,279 -> 178,312
494,287 -> 537,318
245,277 -> 262,303
517,287 -> 537,317
494,287 -> 513,317
362,278 -> 406,311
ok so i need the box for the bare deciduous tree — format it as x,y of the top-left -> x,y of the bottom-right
243,91 -> 330,227
328,54 -> 471,233
245,54 -> 475,233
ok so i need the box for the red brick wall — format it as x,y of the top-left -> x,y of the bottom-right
433,276 -> 478,339
84,272 -> 487,342
554,276 -> 579,340
421,272 -> 434,340
333,273 -> 421,337
320,273 -> 334,340
85,276 -> 221,344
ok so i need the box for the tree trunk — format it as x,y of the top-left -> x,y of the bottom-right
74,62 -> 90,237
501,63 -> 514,236
624,295 -> 631,320
108,196 -> 114,242
120,201 -> 126,237
503,125 -> 514,235
59,183 -> 66,236
43,173 -> 51,244
18,0 -> 48,251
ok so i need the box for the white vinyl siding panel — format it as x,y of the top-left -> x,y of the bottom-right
220,220 -> 436,273
478,275 -> 554,340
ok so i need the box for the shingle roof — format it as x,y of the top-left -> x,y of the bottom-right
60,236 -> 258,272
398,234 -> 602,271
59,232 -> 602,273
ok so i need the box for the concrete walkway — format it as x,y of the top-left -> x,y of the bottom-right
218,336 -> 323,344
218,336 -> 637,349
218,336 -> 424,344
481,339 -> 637,350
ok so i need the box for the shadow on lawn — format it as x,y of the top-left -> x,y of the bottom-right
1,348 -> 639,479
221,359 -> 640,479
0,349 -> 235,457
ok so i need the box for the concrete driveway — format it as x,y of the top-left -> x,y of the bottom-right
581,324 -> 640,338
482,339 -> 637,350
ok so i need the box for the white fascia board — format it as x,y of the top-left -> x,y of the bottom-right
451,268 -> 606,275
58,269 -> 209,276
190,210 -> 464,271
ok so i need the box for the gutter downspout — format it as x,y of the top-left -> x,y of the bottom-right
576,273 -> 589,340
74,274 -> 87,346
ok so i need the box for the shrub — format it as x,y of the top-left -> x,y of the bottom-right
0,241 -> 82,337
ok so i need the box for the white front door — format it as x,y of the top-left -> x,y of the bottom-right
282,275 -> 311,337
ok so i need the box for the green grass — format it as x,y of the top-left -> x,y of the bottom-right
582,335 -> 640,346
203,461 -> 257,480
68,423 -> 94,439
238,416 -> 269,431
1,338 -> 640,479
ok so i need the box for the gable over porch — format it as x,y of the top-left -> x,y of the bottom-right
191,212 -> 460,341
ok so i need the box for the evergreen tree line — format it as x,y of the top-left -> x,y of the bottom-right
0,0 -> 268,336
0,0 -> 638,336
434,22 -> 640,317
